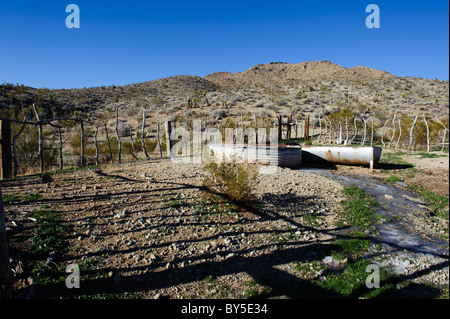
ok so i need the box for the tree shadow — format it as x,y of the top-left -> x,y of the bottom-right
94,169 -> 143,183
6,170 -> 449,300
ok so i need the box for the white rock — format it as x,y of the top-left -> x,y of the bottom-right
322,256 -> 333,264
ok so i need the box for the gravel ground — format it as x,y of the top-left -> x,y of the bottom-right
2,158 -> 448,299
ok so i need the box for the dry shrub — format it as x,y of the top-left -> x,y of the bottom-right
202,161 -> 259,206
14,126 -> 58,174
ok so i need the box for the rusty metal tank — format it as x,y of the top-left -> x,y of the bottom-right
301,146 -> 382,167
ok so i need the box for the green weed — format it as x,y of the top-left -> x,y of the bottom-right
333,237 -> 371,255
316,259 -> 395,298
385,175 -> 402,183
3,193 -> 42,202
410,184 -> 449,219
28,210 -> 65,254
341,186 -> 381,231
416,152 -> 447,159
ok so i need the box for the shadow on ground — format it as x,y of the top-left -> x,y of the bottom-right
5,169 -> 448,300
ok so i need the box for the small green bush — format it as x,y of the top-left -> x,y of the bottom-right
28,210 -> 64,254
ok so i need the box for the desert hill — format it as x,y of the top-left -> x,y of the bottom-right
0,75 -> 218,119
204,61 -> 394,86
0,60 -> 448,173
0,61 -> 448,132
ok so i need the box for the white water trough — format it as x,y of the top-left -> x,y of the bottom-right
206,144 -> 382,169
301,146 -> 382,168
206,144 -> 302,168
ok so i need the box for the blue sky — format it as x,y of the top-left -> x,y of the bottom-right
0,0 -> 448,88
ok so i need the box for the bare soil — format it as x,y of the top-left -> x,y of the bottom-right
2,152 -> 449,299
402,154 -> 449,197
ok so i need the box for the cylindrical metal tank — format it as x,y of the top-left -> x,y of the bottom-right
301,146 -> 382,167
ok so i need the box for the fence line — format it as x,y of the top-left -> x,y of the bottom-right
1,108 -> 448,179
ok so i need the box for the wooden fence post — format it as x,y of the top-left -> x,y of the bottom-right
395,118 -> 402,149
304,116 -> 310,141
32,104 -> 44,173
115,107 -> 122,163
157,121 -> 163,159
286,115 -> 292,140
277,116 -> 282,141
254,113 -> 258,144
0,120 -> 12,180
104,124 -> 113,163
141,109 -> 150,160
58,127 -> 63,170
0,187 -> 12,298
94,126 -> 99,165
165,120 -> 172,157
435,117 -> 449,152
388,111 -> 397,148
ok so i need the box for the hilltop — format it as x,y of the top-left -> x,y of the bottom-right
1,61 -> 448,124
204,61 -> 394,86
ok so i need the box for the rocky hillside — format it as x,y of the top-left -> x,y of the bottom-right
201,61 -> 448,123
0,61 -> 448,132
0,75 -> 219,119
204,61 -> 394,86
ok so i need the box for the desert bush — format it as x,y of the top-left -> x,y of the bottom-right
122,141 -> 134,154
14,125 -> 59,174
144,139 -> 158,153
70,132 -> 82,155
202,161 -> 259,206
254,100 -> 267,108
265,103 -> 279,112
264,102 -> 277,110
84,146 -> 96,157
116,122 -> 132,137
211,108 -> 230,119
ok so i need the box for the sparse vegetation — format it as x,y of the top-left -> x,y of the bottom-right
315,259 -> 395,298
202,161 -> 259,206
385,175 -> 402,183
28,209 -> 65,254
410,184 -> 449,220
340,186 -> 381,232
